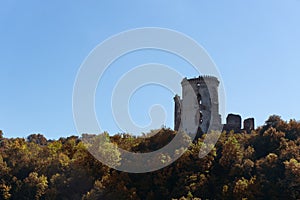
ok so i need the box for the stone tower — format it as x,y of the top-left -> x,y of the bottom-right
174,76 -> 222,135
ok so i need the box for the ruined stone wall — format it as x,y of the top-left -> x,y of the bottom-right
174,95 -> 181,131
223,114 -> 255,133
244,118 -> 255,133
174,76 -> 221,135
174,76 -> 255,135
223,114 -> 242,132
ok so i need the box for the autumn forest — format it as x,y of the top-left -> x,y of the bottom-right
0,115 -> 300,200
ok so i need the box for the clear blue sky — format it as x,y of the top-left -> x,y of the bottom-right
1,0 -> 300,139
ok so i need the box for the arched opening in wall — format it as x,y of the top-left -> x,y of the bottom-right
200,111 -> 203,124
197,92 -> 203,125
196,83 -> 202,104
197,93 -> 202,106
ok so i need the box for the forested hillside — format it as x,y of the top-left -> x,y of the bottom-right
0,115 -> 300,200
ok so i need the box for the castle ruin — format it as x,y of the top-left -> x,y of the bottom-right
174,76 -> 254,135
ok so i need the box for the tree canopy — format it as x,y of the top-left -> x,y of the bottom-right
0,115 -> 300,199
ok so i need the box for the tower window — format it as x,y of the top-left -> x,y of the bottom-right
197,93 -> 202,105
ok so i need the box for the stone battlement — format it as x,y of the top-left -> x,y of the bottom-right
182,75 -> 220,86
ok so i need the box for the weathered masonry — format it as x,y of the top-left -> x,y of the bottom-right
174,76 -> 254,135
